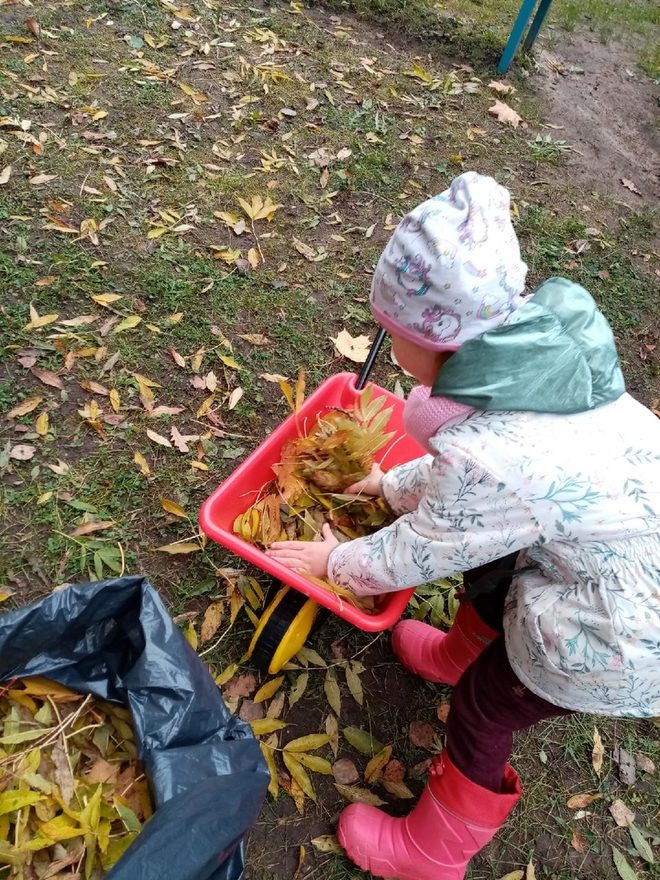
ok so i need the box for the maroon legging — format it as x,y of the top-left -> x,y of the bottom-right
445,558 -> 572,793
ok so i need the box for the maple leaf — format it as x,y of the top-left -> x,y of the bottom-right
488,100 -> 522,128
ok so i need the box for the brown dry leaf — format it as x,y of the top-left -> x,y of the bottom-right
0,165 -> 12,185
239,333 -> 269,346
325,713 -> 339,757
365,745 -> 393,784
610,799 -> 635,827
571,831 -> 588,853
635,753 -> 655,774
51,738 -> 74,805
488,99 -> 522,128
79,380 -> 109,396
266,692 -> 286,719
200,602 -> 224,643
331,330 -> 372,363
239,700 -> 264,723
224,672 -> 257,698
382,779 -> 415,799
409,720 -> 436,749
69,520 -> 114,537
85,757 -> 119,785
171,426 -> 190,453
332,758 -> 359,785
155,541 -> 201,555
6,396 -> 43,419
621,178 -> 641,196
293,237 -> 318,261
497,873 -> 524,880
168,348 -> 186,368
31,367 -> 64,389
592,726 -> 604,776
383,759 -> 406,783
566,792 -> 601,810
488,80 -> 516,95
436,702 -> 451,723
526,863 -> 537,880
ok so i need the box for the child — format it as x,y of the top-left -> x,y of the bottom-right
267,172 -> 660,880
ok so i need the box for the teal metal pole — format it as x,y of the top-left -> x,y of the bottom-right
524,0 -> 553,51
498,0 -> 539,73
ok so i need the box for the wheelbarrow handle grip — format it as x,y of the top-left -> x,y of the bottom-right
355,327 -> 388,391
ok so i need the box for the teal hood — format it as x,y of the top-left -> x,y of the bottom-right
432,277 -> 625,414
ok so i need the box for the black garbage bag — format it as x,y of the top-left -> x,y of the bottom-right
0,575 -> 268,880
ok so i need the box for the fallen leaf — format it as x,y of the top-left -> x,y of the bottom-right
171,426 -> 190,453
409,720 -> 436,749
365,745 -> 392,783
310,835 -> 343,855
488,99 -> 522,128
52,738 -> 74,806
160,497 -> 187,518
10,444 -> 36,461
332,758 -> 359,785
250,717 -> 288,736
635,753 -> 655,774
113,315 -> 142,333
239,700 -> 264,723
566,792 -> 601,810
343,726 -> 383,756
240,333 -> 269,346
6,396 -> 42,419
254,676 -> 285,704
324,668 -> 341,716
155,541 -> 201,554
612,845 -> 639,880
345,662 -> 364,706
331,329 -> 372,363
283,751 -> 317,802
488,80 -> 516,95
571,831 -> 588,853
147,428 -> 172,448
0,165 -> 11,185
134,451 -> 151,477
525,863 -> 536,880
436,702 -> 451,723
224,673 -> 257,698
609,799 -> 635,827
613,746 -> 636,786
496,872 -> 524,880
31,367 -> 63,389
334,784 -> 386,806
184,621 -> 198,650
592,725 -> 604,775
69,520 -> 114,537
219,354 -> 242,370
199,602 -> 224,643
621,178 -> 641,196
382,779 -> 415,799
629,824 -> 654,864
228,387 -> 244,410
24,307 -> 59,331
383,759 -> 406,783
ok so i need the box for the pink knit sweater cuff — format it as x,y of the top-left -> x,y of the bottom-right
403,385 -> 474,453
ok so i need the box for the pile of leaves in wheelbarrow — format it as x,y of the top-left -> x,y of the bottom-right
0,677 -> 152,879
233,380 -> 396,612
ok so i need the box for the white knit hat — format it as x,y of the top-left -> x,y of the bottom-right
370,172 -> 528,351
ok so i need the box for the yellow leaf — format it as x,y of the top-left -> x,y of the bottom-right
155,542 -> 202,554
284,734 -> 332,753
294,753 -> 333,775
179,82 -> 207,103
91,293 -> 123,306
289,671 -> 308,707
215,663 -> 239,686
294,369 -> 305,412
201,602 -> 224,643
0,790 -> 41,817
134,451 -> 151,477
147,428 -> 172,448
283,752 -> 317,802
196,395 -> 215,417
250,718 -> 288,736
247,247 -> 260,268
496,872 -> 525,880
381,779 -> 415,799
324,668 -> 341,716
331,329 -> 372,363
334,784 -> 386,807
310,835 -> 343,855
345,662 -> 364,706
191,460 -> 209,471
566,793 -> 601,810
113,315 -> 142,333
253,676 -> 285,704
210,246 -> 241,263
35,412 -> 49,437
20,677 -> 78,700
24,309 -> 59,331
592,726 -> 604,776
526,862 -> 536,880
147,225 -> 168,239
260,742 -> 279,798
219,354 -> 241,370
0,165 -> 12,185
6,396 -> 43,419
109,388 -> 120,412
184,621 -> 198,650
39,814 -> 85,842
365,745 -> 393,783
37,491 -> 53,506
278,379 -> 295,412
159,497 -> 187,518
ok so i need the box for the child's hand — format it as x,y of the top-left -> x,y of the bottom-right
266,523 -> 340,579
346,463 -> 384,496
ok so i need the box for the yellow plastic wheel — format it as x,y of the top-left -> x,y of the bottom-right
248,586 -> 320,675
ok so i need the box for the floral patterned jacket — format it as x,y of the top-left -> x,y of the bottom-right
327,393 -> 660,717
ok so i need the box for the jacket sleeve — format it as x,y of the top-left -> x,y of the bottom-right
380,454 -> 434,515
328,444 -> 544,596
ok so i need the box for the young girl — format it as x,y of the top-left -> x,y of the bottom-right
267,172 -> 660,880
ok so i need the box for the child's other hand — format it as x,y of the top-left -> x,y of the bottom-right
346,463 -> 384,496
266,523 -> 340,579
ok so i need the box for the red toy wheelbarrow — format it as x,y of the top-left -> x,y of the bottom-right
199,331 -> 424,673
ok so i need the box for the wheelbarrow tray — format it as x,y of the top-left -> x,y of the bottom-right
199,373 -> 424,631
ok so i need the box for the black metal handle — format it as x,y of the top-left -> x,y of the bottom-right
355,327 -> 387,390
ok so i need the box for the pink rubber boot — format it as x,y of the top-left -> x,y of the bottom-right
337,752 -> 521,880
392,603 -> 499,685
